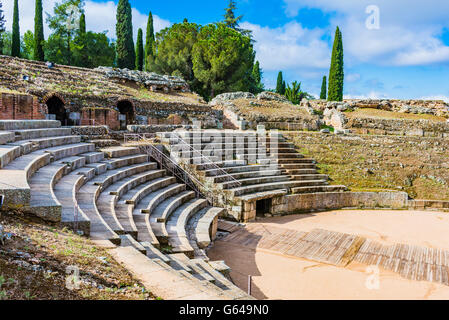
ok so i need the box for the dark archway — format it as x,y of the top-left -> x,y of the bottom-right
46,96 -> 69,126
117,100 -> 135,130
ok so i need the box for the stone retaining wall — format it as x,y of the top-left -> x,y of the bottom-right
347,117 -> 449,137
270,191 -> 409,215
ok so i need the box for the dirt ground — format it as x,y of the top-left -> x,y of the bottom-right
208,210 -> 449,300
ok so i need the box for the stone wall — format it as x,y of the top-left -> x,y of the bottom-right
303,98 -> 449,118
347,117 -> 449,137
270,191 -> 409,215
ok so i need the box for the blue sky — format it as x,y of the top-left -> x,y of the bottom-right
5,0 -> 449,100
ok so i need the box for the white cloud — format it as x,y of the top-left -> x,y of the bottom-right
344,91 -> 389,100
284,0 -> 449,67
420,96 -> 449,103
2,0 -> 171,41
346,73 -> 361,82
241,21 -> 331,71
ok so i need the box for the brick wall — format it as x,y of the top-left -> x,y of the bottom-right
0,93 -> 45,120
81,108 -> 119,130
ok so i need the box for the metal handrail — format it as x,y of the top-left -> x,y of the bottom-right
168,132 -> 242,189
138,143 -> 217,206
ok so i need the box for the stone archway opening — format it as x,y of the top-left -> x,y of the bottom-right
117,100 -> 135,130
46,95 -> 69,126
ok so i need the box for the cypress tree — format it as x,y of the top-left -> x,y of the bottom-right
0,0 -> 5,55
116,0 -> 135,69
328,27 -> 344,101
281,80 -> 286,95
320,76 -> 327,100
11,0 -> 20,57
145,12 -> 155,71
276,71 -> 284,95
136,28 -> 143,71
33,0 -> 44,61
79,12 -> 86,34
78,13 -> 88,66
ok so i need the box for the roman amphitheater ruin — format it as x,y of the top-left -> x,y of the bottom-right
2,55 -> 449,299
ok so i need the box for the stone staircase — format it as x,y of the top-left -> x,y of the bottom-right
0,120 -> 251,300
158,130 -> 347,221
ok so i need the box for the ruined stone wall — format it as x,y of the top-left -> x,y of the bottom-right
303,99 -> 449,118
347,117 -> 449,137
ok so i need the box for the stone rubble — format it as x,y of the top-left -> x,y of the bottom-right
209,92 -> 256,106
94,66 -> 189,90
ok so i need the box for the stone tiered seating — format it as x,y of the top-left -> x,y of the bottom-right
157,130 -> 347,221
0,120 -> 250,300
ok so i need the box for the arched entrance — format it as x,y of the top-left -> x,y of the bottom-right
45,95 -> 69,126
117,100 -> 135,130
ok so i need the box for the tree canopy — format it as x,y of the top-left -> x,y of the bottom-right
192,23 -> 255,99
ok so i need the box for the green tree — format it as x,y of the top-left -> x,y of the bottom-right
46,0 -> 84,65
75,31 -> 115,68
11,0 -> 20,57
154,21 -> 201,92
192,23 -> 255,99
320,76 -> 327,100
22,30 -> 34,59
0,0 -> 6,55
224,0 -> 242,30
33,0 -> 45,61
135,28 -> 143,71
223,0 -> 251,37
116,0 -> 135,69
145,11 -> 155,71
328,27 -> 344,101
276,71 -> 286,95
251,60 -> 264,94
285,81 -> 304,105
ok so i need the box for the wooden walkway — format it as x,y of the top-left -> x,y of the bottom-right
219,223 -> 449,286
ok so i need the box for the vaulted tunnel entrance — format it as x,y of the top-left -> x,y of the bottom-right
256,198 -> 272,217
117,100 -> 135,130
46,96 -> 69,126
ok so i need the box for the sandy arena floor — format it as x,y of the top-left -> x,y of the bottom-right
207,210 -> 449,300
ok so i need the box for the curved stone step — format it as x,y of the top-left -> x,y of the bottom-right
75,163 -> 153,244
101,154 -> 149,170
101,146 -> 140,159
132,213 -> 160,248
140,184 -> 186,214
189,207 -> 223,250
201,164 -> 274,177
291,185 -> 348,194
211,169 -> 282,183
125,176 -> 176,205
10,135 -> 82,154
0,142 -> 95,208
76,182 -> 120,244
13,127 -> 73,140
95,168 -> 161,235
0,120 -> 61,130
55,167 -> 97,235
165,199 -> 209,258
91,162 -> 157,190
228,180 -> 329,197
220,175 -> 289,190
150,191 -> 196,243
